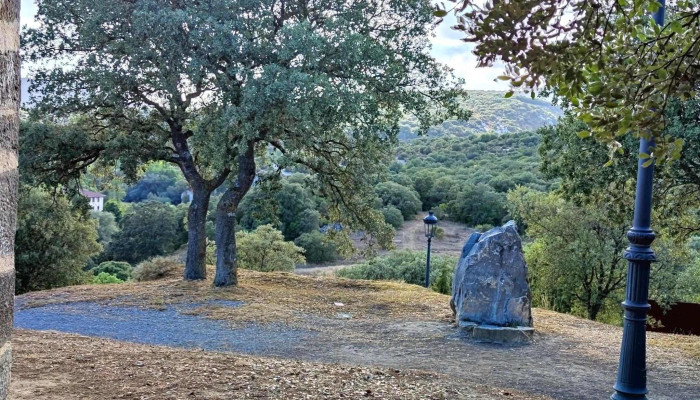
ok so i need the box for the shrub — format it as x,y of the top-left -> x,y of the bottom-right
15,186 -> 101,294
444,184 -> 507,227
237,225 -> 306,272
375,181 -> 422,220
92,272 -> 124,284
381,206 -> 404,229
434,226 -> 446,240
91,261 -> 133,281
133,256 -> 183,281
474,224 -> 493,233
336,250 -> 458,294
107,201 -> 187,264
294,231 -> 338,264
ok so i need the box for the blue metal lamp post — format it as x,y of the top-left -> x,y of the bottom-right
423,211 -> 438,288
612,3 -> 665,399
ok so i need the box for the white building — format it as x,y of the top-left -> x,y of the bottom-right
80,190 -> 106,211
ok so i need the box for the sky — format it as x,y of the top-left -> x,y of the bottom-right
18,0 -> 508,91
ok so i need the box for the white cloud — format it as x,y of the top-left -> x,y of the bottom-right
20,0 -> 38,28
430,14 -> 508,91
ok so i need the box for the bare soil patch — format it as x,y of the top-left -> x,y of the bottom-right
11,329 -> 533,400
295,216 -> 472,277
14,271 -> 700,399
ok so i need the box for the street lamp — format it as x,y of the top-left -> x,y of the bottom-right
612,3 -> 665,399
423,211 -> 438,288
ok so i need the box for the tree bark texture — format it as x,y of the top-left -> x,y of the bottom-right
0,0 -> 19,396
214,144 -> 256,287
183,184 -> 210,280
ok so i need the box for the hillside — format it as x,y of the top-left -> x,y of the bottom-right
399,91 -> 563,140
13,272 -> 700,399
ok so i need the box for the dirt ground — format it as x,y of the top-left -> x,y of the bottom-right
391,216 -> 474,256
10,329 -> 543,400
296,216 -> 473,276
12,271 -> 700,400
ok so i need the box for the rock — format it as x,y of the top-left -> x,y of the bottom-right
451,221 -> 533,329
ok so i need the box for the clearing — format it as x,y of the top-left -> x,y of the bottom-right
12,270 -> 700,399
296,216 -> 473,276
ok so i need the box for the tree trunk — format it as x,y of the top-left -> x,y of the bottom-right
183,184 -> 210,280
170,126 -> 229,281
213,197 -> 238,286
588,302 -> 602,321
0,0 -> 20,397
214,144 -> 256,287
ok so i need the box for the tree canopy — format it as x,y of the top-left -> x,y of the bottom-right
25,0 -> 469,285
446,0 -> 700,163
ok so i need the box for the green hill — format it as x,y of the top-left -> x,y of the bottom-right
399,91 -> 562,140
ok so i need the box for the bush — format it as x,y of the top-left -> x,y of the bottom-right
237,225 -> 306,272
133,256 -> 183,281
91,261 -> 132,281
444,184 -> 507,227
336,250 -> 458,294
375,182 -> 422,220
92,272 -> 124,284
15,186 -> 101,294
434,226 -> 446,240
381,206 -> 404,229
107,201 -> 187,264
294,231 -> 338,264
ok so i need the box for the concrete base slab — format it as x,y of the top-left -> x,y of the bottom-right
455,321 -> 534,344
472,325 -> 534,344
457,320 -> 478,332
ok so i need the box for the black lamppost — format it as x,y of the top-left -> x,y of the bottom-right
612,3 -> 665,399
423,211 -> 438,288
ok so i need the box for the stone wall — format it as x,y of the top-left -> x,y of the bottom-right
0,0 -> 19,397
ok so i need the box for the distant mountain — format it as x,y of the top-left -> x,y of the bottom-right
21,82 -> 562,136
399,91 -> 563,140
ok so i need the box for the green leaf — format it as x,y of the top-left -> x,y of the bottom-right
577,130 -> 590,139
642,159 -> 654,168
588,82 -> 603,95
433,10 -> 448,18
504,91 -> 514,98
669,20 -> 683,34
496,75 -> 511,81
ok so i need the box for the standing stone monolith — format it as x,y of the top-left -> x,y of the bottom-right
451,221 -> 532,340
0,0 -> 19,396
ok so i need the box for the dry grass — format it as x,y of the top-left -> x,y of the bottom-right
17,270 -> 698,344
11,329 -> 545,400
14,270 -> 700,399
18,269 -> 700,360
17,269 -> 452,328
533,308 -> 700,360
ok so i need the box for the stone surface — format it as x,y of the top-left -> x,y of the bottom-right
451,221 -> 532,328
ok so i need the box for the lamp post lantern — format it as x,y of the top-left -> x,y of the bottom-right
612,3 -> 664,399
423,211 -> 438,288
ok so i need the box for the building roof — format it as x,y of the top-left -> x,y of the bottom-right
79,189 -> 106,198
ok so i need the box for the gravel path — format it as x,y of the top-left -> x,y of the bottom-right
15,301 -> 314,356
